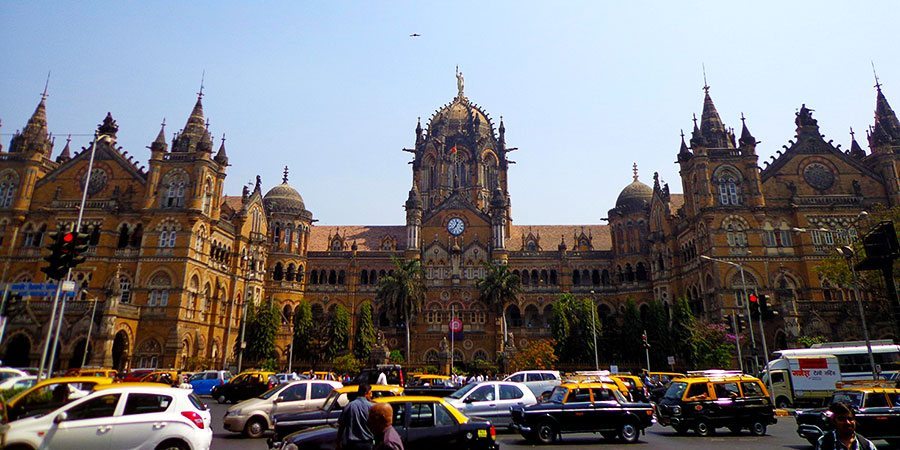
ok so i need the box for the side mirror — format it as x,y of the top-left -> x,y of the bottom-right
274,396 -> 285,404
53,412 -> 68,424
463,397 -> 474,404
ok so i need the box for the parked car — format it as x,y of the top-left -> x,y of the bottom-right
796,384 -> 900,446
0,376 -> 36,391
503,370 -> 561,397
269,384 -> 403,445
121,368 -> 156,382
3,376 -> 115,422
63,368 -> 118,378
212,371 -> 276,404
0,368 -> 27,383
445,381 -> 537,428
656,370 -> 776,436
224,379 -> 341,438
275,396 -> 499,450
511,381 -> 654,444
0,385 -> 212,450
350,364 -> 406,386
188,370 -> 233,395
405,375 -> 458,397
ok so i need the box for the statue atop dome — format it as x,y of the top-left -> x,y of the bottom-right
456,65 -> 465,99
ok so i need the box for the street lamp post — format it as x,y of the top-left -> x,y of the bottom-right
81,295 -> 98,368
590,290 -> 599,371
700,255 -> 758,372
728,311 -> 744,373
237,293 -> 250,373
838,246 -> 879,379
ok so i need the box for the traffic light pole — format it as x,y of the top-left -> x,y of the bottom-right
754,288 -> 774,403
47,286 -> 70,375
731,312 -> 744,373
37,281 -> 64,379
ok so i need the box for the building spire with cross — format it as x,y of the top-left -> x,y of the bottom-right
283,166 -> 289,183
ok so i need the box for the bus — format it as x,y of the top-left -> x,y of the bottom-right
771,340 -> 900,380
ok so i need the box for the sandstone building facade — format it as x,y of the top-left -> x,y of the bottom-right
0,77 -> 897,371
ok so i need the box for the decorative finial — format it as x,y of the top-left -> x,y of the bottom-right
850,127 -> 856,140
41,70 -> 51,101
632,162 -> 639,181
283,166 -> 289,183
161,118 -> 166,129
872,61 -> 882,91
455,65 -> 465,98
198,70 -> 206,99
702,63 -> 709,93
680,129 -> 685,139
740,112 -> 746,124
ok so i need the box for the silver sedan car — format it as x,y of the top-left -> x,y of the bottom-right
444,380 -> 537,428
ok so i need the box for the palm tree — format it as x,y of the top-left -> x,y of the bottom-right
476,261 -> 522,351
375,257 -> 425,361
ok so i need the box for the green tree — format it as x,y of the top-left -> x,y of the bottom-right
620,299 -> 643,365
643,299 -> 673,369
669,297 -> 696,369
691,321 -> 736,369
332,354 -> 361,374
476,261 -> 521,350
376,257 -> 425,361
354,302 -> 376,361
240,300 -> 280,365
326,304 -> 351,359
549,294 -> 597,364
293,301 -> 330,367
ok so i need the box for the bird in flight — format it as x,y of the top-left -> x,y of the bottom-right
409,33 -> 421,37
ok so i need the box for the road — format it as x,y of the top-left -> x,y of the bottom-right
206,400 -> 818,450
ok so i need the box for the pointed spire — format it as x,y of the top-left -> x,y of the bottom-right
10,88 -> 52,155
678,129 -> 690,157
56,135 -> 72,163
282,166 -> 289,183
97,112 -> 119,138
699,84 -> 731,148
214,133 -> 229,165
632,162 -> 639,182
872,79 -> 900,145
172,90 -> 213,153
739,112 -> 756,147
849,127 -> 866,158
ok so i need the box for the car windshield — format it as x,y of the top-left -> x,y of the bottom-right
188,373 -> 205,382
322,391 -> 349,410
832,391 -> 864,408
547,387 -> 568,404
448,383 -> 478,399
664,382 -> 688,400
259,383 -> 289,399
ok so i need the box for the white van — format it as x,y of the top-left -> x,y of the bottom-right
503,370 -> 561,397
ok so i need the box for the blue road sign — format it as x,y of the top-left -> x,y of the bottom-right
8,282 -> 77,297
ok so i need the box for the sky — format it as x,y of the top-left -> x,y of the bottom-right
1,1 -> 897,225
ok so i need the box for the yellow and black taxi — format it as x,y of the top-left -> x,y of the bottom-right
656,370 -> 776,436
510,381 -> 654,444
2,376 -> 115,422
796,382 -> 900,447
272,396 -> 499,450
270,384 -> 403,445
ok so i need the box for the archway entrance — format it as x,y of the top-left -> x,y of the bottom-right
3,334 -> 31,367
112,330 -> 129,371
69,339 -> 92,369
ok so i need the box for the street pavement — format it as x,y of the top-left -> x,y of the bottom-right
206,399 -> 819,450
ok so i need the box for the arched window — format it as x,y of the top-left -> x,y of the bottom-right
521,270 -> 530,285
286,263 -> 296,282
370,270 -> 378,285
505,305 -> 523,328
273,263 -> 284,281
163,170 -> 188,208
636,263 -> 648,281
572,270 -> 580,286
117,224 -> 130,248
549,270 -> 558,285
118,275 -> 132,303
481,153 -> 499,191
202,179 -> 213,215
148,272 -> 171,307
310,270 -> 319,284
282,304 -> 293,325
724,218 -> 749,248
129,224 -> 143,248
524,305 -> 540,328
360,270 -> 369,285
625,264 -> 635,282
338,270 -> 346,285
0,171 -> 18,208
601,269 -> 610,286
328,270 -> 337,285
159,227 -> 176,248
715,168 -> 742,206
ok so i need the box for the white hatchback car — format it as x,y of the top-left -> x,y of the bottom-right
0,385 -> 212,450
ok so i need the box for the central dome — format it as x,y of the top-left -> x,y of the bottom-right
427,96 -> 494,138
264,168 -> 308,215
615,165 -> 652,211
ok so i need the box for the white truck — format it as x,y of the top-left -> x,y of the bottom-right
763,355 -> 841,409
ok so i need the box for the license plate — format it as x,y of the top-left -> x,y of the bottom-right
478,429 -> 487,438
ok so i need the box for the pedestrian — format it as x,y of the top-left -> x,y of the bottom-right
816,402 -> 878,450
338,383 -> 375,450
376,370 -> 388,385
369,402 -> 404,450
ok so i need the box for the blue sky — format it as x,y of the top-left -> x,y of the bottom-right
1,1 -> 896,225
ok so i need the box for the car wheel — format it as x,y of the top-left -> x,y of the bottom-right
536,422 -> 557,444
155,439 -> 189,450
245,417 -> 268,438
748,420 -> 767,436
775,396 -> 792,409
619,422 -> 640,444
217,394 -> 227,404
695,420 -> 714,437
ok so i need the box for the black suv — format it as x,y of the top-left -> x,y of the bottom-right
510,381 -> 654,444
796,386 -> 900,447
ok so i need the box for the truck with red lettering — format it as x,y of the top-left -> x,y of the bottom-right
762,355 -> 840,409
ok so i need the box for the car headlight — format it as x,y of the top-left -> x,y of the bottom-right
283,444 -> 299,450
226,409 -> 242,417
672,406 -> 681,415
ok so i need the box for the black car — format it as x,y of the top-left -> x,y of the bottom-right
272,397 -> 499,450
510,381 -> 655,444
796,387 -> 900,447
213,371 -> 275,404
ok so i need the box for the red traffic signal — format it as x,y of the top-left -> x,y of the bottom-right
748,294 -> 758,303
62,232 -> 75,243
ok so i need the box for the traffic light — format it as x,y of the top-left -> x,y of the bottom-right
69,231 -> 91,269
41,231 -> 70,281
722,316 -> 734,334
641,330 -> 650,349
748,294 -> 760,320
759,294 -> 773,320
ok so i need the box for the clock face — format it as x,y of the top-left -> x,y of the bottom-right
80,168 -> 108,196
447,217 -> 465,236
